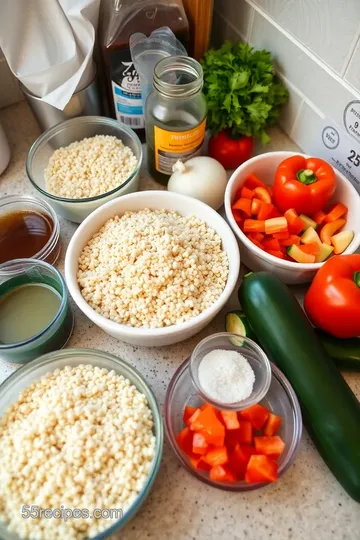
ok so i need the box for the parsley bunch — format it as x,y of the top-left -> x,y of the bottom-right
201,42 -> 288,143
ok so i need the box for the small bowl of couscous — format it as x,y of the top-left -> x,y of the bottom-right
26,116 -> 143,223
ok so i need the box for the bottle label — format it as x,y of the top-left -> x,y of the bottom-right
154,120 -> 206,174
110,50 -> 144,129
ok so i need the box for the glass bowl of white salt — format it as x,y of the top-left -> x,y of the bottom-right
189,332 -> 272,410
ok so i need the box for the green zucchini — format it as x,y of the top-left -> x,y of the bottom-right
239,271 -> 360,502
225,311 -> 257,345
315,330 -> 360,371
225,311 -> 360,372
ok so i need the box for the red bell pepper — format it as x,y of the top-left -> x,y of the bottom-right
304,254 -> 360,338
273,155 -> 336,214
190,404 -> 225,447
254,436 -> 285,459
209,464 -> 236,483
183,405 -> 197,426
245,455 -> 278,483
239,404 -> 270,430
263,413 -> 282,436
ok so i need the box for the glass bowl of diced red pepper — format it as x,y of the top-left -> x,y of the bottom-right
164,356 -> 302,490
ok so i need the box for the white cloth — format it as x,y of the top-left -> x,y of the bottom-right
0,0 -> 100,110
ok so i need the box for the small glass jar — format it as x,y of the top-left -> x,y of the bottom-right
0,259 -> 74,363
145,56 -> 207,185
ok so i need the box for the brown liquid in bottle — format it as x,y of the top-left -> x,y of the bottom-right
101,1 -> 189,142
0,211 -> 54,264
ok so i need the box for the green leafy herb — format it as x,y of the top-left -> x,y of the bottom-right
201,42 -> 289,143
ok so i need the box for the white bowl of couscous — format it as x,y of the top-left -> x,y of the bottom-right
26,117 -> 143,223
65,191 -> 240,347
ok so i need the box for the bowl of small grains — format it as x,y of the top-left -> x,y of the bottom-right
0,348 -> 163,540
65,190 -> 240,347
26,116 -> 142,223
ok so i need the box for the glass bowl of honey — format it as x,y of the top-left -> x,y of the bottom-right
0,195 -> 61,265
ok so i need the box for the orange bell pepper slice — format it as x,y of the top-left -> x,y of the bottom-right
263,413 -> 282,436
220,410 -> 240,430
243,219 -> 265,233
239,404 -> 270,430
192,432 -> 209,455
254,436 -> 285,459
190,404 -> 225,447
202,446 -> 229,467
232,198 -> 252,217
320,218 -> 346,245
273,155 -> 336,214
245,455 -> 278,483
324,203 -> 347,223
209,464 -> 237,483
244,173 -> 266,190
241,186 -> 255,199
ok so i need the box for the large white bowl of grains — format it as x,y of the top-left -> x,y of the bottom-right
0,348 -> 163,540
65,191 -> 240,347
26,117 -> 142,223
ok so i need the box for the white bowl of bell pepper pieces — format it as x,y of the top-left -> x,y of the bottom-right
224,151 -> 360,284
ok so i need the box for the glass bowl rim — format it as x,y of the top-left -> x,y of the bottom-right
0,347 -> 164,539
0,194 -> 60,263
189,332 -> 272,410
165,354 -> 302,492
0,258 -> 68,350
26,116 -> 143,204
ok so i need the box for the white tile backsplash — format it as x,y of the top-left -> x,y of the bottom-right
214,0 -> 254,41
344,36 -> 360,91
277,75 -> 304,136
251,0 -> 360,75
290,101 -> 324,154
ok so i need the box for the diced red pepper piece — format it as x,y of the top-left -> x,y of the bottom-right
247,232 -> 264,243
176,427 -> 193,456
243,219 -> 265,233
258,203 -> 275,221
324,203 -> 348,223
311,210 -> 326,225
254,436 -> 285,460
269,206 -> 282,219
183,405 -> 197,426
266,249 -> 285,259
247,237 -> 263,249
254,186 -> 272,204
202,446 -> 229,467
237,420 -> 253,445
251,198 -> 263,216
241,186 -> 255,199
279,235 -> 301,246
239,404 -> 270,430
232,198 -> 252,217
189,454 -> 212,470
272,231 -> 290,240
288,217 -> 305,235
320,218 -> 346,245
190,404 -> 225,447
263,413 -> 282,436
299,242 -> 320,255
262,237 -> 281,251
232,209 -> 244,225
284,208 -> 299,224
244,173 -> 266,190
188,408 -> 201,427
245,455 -> 278,483
220,410 -> 240,430
229,444 -> 257,479
192,432 -> 209,455
264,217 -> 288,235
209,464 -> 237,483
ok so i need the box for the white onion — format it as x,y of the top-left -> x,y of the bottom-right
167,157 -> 228,210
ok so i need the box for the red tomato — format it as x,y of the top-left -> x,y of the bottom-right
208,131 -> 254,169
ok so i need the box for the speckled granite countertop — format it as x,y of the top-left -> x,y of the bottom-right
0,101 -> 359,540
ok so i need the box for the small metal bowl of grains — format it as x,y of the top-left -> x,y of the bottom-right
65,190 -> 240,347
26,117 -> 142,223
0,348 -> 163,540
